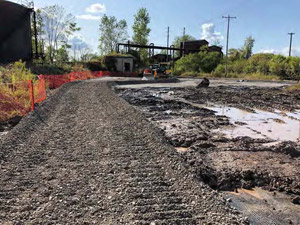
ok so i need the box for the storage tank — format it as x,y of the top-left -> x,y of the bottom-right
0,0 -> 32,63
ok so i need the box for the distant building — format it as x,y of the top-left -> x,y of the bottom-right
180,40 -> 223,57
104,55 -> 135,72
0,1 -> 33,63
150,40 -> 223,63
180,40 -> 209,56
208,45 -> 223,54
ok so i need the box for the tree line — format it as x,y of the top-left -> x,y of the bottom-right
175,36 -> 300,80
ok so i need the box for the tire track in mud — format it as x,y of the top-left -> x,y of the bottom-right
0,80 -> 246,224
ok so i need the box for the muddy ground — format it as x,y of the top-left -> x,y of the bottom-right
116,81 -> 300,224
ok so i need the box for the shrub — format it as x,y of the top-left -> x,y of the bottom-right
86,60 -> 105,71
29,63 -> 72,75
269,55 -> 287,78
285,83 -> 300,92
175,51 -> 222,74
213,64 -> 225,77
0,61 -> 35,84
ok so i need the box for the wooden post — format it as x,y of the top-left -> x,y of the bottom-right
27,80 -> 35,111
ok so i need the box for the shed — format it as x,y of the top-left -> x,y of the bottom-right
105,55 -> 135,72
0,1 -> 32,63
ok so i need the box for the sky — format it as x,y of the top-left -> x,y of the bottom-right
14,0 -> 300,56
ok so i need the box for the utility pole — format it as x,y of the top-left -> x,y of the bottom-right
167,26 -> 170,62
288,32 -> 295,57
182,27 -> 186,57
222,15 -> 236,77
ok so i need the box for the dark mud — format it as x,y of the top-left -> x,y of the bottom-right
117,86 -> 300,196
184,85 -> 300,112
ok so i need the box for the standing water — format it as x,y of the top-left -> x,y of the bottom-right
210,106 -> 300,142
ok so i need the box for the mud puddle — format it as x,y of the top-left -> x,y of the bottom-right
209,106 -> 300,142
152,88 -> 300,143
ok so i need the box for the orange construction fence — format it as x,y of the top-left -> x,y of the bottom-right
40,71 -> 138,89
0,77 -> 46,121
0,70 -> 138,121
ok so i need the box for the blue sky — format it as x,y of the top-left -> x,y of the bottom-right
15,0 -> 300,55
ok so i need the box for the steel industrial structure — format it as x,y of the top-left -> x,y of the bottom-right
117,41 -> 185,61
0,1 -> 33,63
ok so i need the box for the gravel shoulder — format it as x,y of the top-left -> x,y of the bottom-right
0,80 -> 245,224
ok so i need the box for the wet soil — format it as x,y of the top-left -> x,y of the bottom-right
183,85 -> 300,112
116,86 -> 300,197
116,84 -> 300,224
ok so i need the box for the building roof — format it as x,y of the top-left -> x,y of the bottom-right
0,1 -> 32,43
183,40 -> 209,44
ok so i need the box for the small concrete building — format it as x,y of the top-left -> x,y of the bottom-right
105,55 -> 135,72
0,1 -> 33,63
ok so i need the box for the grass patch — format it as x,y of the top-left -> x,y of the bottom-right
178,72 -> 280,81
285,83 -> 300,92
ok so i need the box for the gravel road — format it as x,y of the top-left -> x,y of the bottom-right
0,80 -> 247,224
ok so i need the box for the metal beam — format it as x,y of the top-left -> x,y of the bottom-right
118,43 -> 183,52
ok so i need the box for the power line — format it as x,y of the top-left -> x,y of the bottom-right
222,15 -> 237,77
288,32 -> 295,57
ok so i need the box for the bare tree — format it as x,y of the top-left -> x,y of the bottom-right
40,5 -> 80,63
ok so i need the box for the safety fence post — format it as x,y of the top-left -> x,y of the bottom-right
70,72 -> 74,82
27,80 -> 34,111
100,71 -> 103,77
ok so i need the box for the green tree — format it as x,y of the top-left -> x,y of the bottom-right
228,48 -> 242,61
241,36 -> 255,59
132,8 -> 151,63
55,45 -> 69,63
99,15 -> 128,55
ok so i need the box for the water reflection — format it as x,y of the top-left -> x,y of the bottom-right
210,106 -> 300,142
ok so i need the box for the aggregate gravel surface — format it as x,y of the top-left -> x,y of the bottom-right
0,80 -> 247,224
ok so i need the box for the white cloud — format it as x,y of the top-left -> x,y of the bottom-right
76,14 -> 101,21
200,23 -> 224,45
68,34 -> 89,50
85,3 -> 106,13
257,47 -> 300,56
258,49 -> 278,54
